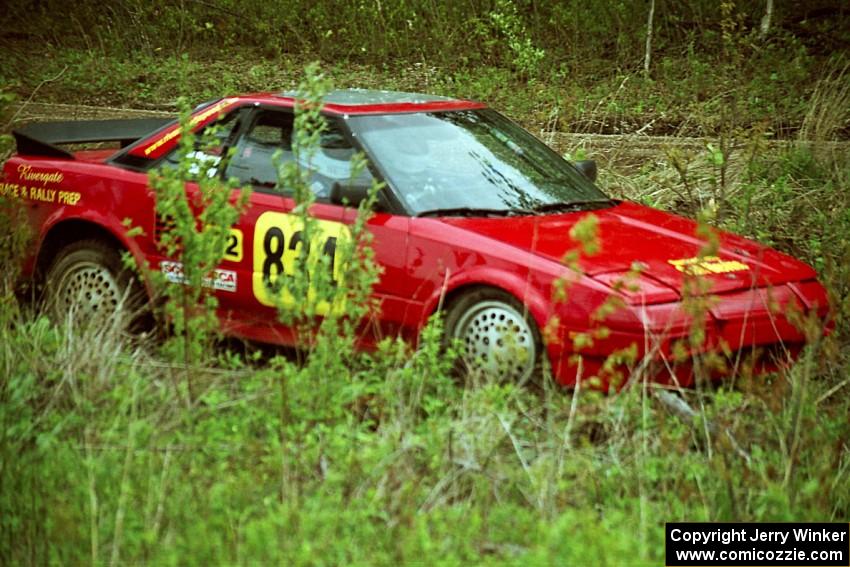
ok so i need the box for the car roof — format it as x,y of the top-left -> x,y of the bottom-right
252,88 -> 486,115
124,89 -> 485,160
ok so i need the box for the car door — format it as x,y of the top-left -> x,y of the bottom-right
154,105 -> 411,348
214,106 -> 380,346
226,107 -> 417,348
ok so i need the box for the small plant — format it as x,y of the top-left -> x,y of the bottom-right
0,87 -> 29,315
490,0 -> 545,78
146,101 -> 251,401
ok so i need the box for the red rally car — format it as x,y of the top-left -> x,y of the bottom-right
3,89 -> 831,388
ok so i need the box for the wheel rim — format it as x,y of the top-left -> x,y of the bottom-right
453,300 -> 537,382
52,260 -> 123,321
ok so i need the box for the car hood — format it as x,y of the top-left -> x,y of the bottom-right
439,200 -> 817,302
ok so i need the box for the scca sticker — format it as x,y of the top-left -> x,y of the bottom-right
160,261 -> 237,292
668,255 -> 750,275
252,211 -> 349,313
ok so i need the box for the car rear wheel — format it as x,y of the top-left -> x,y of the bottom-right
444,288 -> 542,384
44,239 -> 143,329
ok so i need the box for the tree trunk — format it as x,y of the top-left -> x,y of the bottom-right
644,0 -> 656,76
759,0 -> 774,39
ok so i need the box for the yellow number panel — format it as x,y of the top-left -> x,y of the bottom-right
252,211 -> 350,313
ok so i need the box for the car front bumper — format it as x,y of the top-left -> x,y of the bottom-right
547,280 -> 831,390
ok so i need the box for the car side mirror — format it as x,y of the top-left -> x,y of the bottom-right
330,179 -> 375,208
573,160 -> 598,183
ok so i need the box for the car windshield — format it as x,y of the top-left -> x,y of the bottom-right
347,109 -> 609,215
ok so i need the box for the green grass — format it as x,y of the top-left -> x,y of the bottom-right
1,307 -> 847,564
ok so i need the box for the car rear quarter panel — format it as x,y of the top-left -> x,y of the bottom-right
3,155 -> 157,280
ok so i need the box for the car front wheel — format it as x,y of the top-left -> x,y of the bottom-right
444,288 -> 542,384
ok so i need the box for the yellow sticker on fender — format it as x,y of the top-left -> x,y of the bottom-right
668,255 -> 749,275
252,211 -> 349,313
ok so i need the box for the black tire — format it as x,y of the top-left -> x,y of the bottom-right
43,239 -> 146,329
444,288 -> 543,385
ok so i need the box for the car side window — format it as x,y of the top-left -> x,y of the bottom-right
308,127 -> 373,199
225,110 -> 294,188
224,109 -> 373,199
162,110 -> 241,176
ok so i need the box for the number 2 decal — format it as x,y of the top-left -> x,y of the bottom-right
224,228 -> 243,262
252,211 -> 349,312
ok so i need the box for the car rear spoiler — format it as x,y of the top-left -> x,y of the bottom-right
12,118 -> 173,159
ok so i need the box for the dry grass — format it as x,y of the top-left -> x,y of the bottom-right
800,59 -> 850,145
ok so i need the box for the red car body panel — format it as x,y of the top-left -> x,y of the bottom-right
3,91 -> 830,389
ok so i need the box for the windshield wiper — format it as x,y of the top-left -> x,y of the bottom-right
531,199 -> 614,214
417,206 -> 533,218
